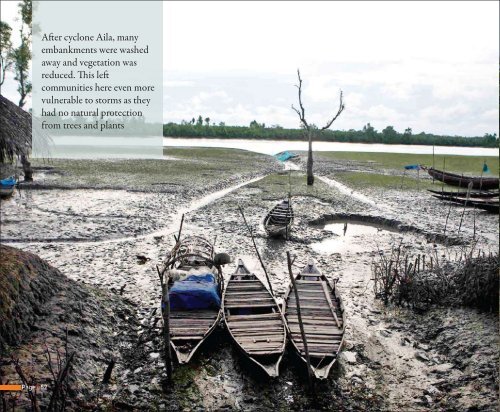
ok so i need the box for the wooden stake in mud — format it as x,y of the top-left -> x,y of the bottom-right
174,213 -> 185,243
286,251 -> 314,390
238,206 -> 274,296
432,145 -> 435,183
457,182 -> 473,236
157,265 -> 173,380
441,158 -> 446,191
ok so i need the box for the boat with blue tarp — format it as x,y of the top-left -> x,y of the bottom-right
161,235 -> 229,363
0,176 -> 17,198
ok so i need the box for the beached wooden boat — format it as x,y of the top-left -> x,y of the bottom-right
263,199 -> 294,239
428,189 -> 499,198
423,167 -> 499,190
222,259 -> 286,377
432,194 -> 499,213
161,236 -> 224,364
284,260 -> 344,380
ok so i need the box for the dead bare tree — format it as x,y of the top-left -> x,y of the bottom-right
292,69 -> 345,185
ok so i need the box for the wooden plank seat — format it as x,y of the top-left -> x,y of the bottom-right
226,313 -> 282,321
225,297 -> 275,304
302,351 -> 338,358
286,317 -> 339,327
227,317 -> 283,326
170,310 -> 218,319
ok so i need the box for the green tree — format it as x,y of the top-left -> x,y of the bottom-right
0,21 -> 13,86
12,35 -> 31,108
382,125 -> 398,143
12,0 -> 32,108
404,127 -> 412,137
196,115 -> 203,126
204,117 -> 210,126
362,123 -> 377,139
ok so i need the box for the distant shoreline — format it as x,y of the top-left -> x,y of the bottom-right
163,123 -> 499,148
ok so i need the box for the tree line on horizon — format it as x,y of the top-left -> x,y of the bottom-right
163,117 -> 499,148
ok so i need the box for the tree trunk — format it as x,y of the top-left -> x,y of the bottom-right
21,154 -> 33,181
306,130 -> 314,186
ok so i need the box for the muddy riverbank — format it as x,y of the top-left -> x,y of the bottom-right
0,149 -> 497,411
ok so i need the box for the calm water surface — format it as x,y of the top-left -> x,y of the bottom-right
38,136 -> 499,159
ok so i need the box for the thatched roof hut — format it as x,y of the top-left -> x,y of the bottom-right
0,95 -> 32,164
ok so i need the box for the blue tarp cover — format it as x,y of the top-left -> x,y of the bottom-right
0,176 -> 16,187
404,164 -> 420,170
275,151 -> 298,162
169,273 -> 221,311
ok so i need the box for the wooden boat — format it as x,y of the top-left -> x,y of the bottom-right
428,189 -> 499,198
423,167 -> 499,190
263,199 -> 294,238
432,194 -> 499,213
283,260 -> 344,379
222,259 -> 286,377
0,176 -> 17,198
161,236 -> 224,364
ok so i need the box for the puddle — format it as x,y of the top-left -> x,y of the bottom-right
310,222 -> 401,255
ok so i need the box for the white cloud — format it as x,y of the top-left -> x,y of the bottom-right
163,80 -> 195,88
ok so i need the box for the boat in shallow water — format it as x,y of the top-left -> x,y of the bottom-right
223,259 -> 286,377
284,259 -> 345,380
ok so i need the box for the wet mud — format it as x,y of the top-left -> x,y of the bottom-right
0,152 -> 497,411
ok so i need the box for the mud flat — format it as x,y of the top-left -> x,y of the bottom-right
0,148 -> 497,411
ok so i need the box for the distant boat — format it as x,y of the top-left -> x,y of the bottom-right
275,151 -> 299,162
0,176 -> 17,198
431,194 -> 499,214
223,259 -> 286,377
428,189 -> 499,198
422,167 -> 499,190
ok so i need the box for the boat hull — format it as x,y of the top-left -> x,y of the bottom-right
263,199 -> 294,239
284,261 -> 345,380
426,168 -> 499,190
223,260 -> 286,377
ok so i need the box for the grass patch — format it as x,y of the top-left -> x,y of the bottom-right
318,152 -> 499,176
334,171 -> 436,191
250,171 -> 336,201
31,148 -> 276,190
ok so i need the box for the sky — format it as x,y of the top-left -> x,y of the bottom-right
1,1 -> 498,137
164,1 -> 499,137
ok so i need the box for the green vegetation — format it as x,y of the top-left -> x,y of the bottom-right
164,120 -> 499,148
31,147 -> 277,190
334,171 -> 435,191
317,152 -> 499,176
248,171 -> 336,202
0,0 -> 32,107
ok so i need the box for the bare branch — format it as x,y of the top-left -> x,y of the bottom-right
291,104 -> 301,118
292,69 -> 309,129
321,90 -> 345,131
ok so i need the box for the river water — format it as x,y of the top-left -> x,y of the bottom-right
40,136 -> 499,158
163,137 -> 499,157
